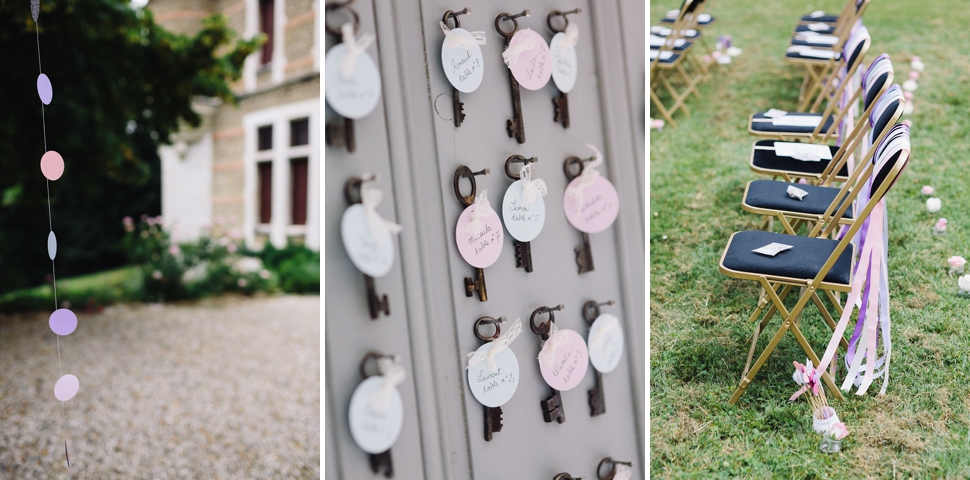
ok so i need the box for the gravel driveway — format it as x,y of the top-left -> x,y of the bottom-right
0,295 -> 320,479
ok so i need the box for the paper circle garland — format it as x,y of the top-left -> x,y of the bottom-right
49,308 -> 77,336
348,376 -> 404,454
40,150 -> 64,181
54,374 -> 79,402
37,73 -> 53,105
47,231 -> 57,260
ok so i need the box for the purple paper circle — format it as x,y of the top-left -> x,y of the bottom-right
54,374 -> 79,402
49,308 -> 77,336
37,74 -> 53,105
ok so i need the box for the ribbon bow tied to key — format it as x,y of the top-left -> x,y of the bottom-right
465,190 -> 494,235
558,23 -> 580,49
370,358 -> 406,413
440,21 -> 487,50
613,464 -> 633,480
502,33 -> 537,68
360,181 -> 403,245
466,318 -> 523,372
340,22 -> 376,80
565,143 -> 604,215
519,164 -> 548,205
537,323 -> 570,367
588,316 -> 619,352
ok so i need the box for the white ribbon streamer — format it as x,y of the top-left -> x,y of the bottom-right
614,464 -> 633,480
519,164 -> 548,205
440,21 -> 487,50
360,181 -> 402,245
565,143 -> 604,215
340,23 -> 376,80
502,34 -> 537,68
370,358 -> 406,413
589,316 -> 619,351
537,323 -> 570,367
465,190 -> 494,234
466,318 -> 523,372
558,23 -> 579,49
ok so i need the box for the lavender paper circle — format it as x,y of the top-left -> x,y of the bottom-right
54,374 -> 79,402
49,308 -> 77,336
563,176 -> 620,233
37,74 -> 53,105
538,329 -> 589,391
41,151 -> 64,181
455,204 -> 504,268
47,231 -> 57,260
507,29 -> 552,91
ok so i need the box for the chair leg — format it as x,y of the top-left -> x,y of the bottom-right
649,81 -> 678,128
676,63 -> 701,100
788,321 -> 846,402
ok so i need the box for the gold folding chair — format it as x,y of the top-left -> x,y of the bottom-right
719,127 -> 912,404
650,0 -> 702,128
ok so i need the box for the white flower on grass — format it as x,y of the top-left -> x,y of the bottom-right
949,256 -> 966,269
959,274 -> 970,293
903,80 -> 918,92
926,197 -> 941,213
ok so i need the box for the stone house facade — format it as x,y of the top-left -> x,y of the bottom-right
151,0 -> 320,250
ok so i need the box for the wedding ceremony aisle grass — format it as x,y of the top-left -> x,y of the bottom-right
649,0 -> 970,477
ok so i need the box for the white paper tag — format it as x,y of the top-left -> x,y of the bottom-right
325,43 -> 382,120
798,34 -> 838,45
588,314 -> 624,374
502,180 -> 546,242
772,115 -> 822,127
698,13 -> 711,22
348,376 -> 404,454
650,26 -> 671,35
466,345 -> 519,408
753,242 -> 794,256
550,31 -> 578,93
774,142 -> 833,161
441,28 -> 485,93
787,185 -> 809,200
808,22 -> 830,32
765,108 -> 788,118
341,204 -> 395,278
809,10 -> 825,18
650,50 -> 674,60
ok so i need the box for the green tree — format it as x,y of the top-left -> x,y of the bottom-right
0,0 -> 259,293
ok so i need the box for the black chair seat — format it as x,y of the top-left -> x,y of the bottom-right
722,230 -> 852,285
750,113 -> 834,134
744,179 -> 854,219
751,140 -> 847,177
650,40 -> 692,51
795,24 -> 836,34
800,13 -> 839,23
785,51 -> 841,62
661,16 -> 715,25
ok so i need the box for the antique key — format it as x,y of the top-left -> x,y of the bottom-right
344,177 -> 391,319
505,155 -> 539,272
547,8 -> 582,128
495,10 -> 530,144
584,299 -> 615,416
532,304 -> 567,424
597,457 -> 634,480
454,166 -> 491,301
564,155 -> 597,273
553,473 -> 584,480
442,8 -> 472,127
325,2 -> 362,153
474,316 -> 506,441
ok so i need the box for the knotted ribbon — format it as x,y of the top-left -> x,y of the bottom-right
440,21 -> 487,50
558,23 -> 579,49
465,190 -> 494,234
360,181 -> 402,245
588,315 -> 618,352
537,323 -> 570,367
370,358 -> 406,413
340,23 -> 375,80
502,33 -> 536,68
565,143 -> 604,215
466,318 -> 523,372
518,164 -> 548,205
613,464 -> 633,480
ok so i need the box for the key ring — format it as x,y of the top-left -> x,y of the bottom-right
495,9 -> 530,39
442,7 -> 471,29
504,155 -> 538,180
474,316 -> 506,342
325,0 -> 360,36
454,165 -> 490,206
547,7 -> 581,33
530,304 -> 565,336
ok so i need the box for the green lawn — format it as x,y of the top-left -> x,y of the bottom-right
0,266 -> 142,313
650,1 -> 970,477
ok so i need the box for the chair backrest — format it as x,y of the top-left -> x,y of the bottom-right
808,26 -> 870,115
816,52 -> 891,144
862,54 -> 892,111
651,0 -> 695,69
833,0 -> 872,36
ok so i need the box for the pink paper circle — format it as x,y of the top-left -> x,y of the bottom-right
54,374 -> 79,402
455,204 -> 504,268
508,29 -> 552,91
49,308 -> 77,336
40,151 -> 64,181
563,176 -> 620,233
37,74 -> 53,105
538,329 -> 589,391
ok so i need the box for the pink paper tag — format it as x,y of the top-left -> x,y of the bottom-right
562,176 -> 620,233
538,329 -> 589,391
507,29 -> 552,91
455,204 -> 504,268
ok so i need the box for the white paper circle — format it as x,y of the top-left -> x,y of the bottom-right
501,181 -> 546,242
47,231 -> 57,260
550,32 -> 578,93
341,204 -> 395,278
441,29 -> 485,93
54,374 -> 79,402
348,376 -> 404,454
466,344 -> 520,408
587,314 -> 624,373
325,43 -> 382,120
